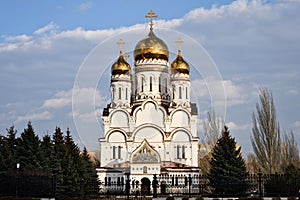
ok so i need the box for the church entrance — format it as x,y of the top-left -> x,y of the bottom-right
141,177 -> 151,195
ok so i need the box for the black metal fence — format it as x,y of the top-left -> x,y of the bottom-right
0,173 -> 299,198
0,174 -> 55,198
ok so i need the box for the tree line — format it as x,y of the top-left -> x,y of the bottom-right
201,87 -> 300,196
0,122 -> 98,198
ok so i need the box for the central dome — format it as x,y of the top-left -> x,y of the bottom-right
134,30 -> 169,61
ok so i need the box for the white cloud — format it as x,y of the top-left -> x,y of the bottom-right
293,121 -> 300,128
288,89 -> 298,95
226,121 -> 250,131
34,22 -> 58,35
5,34 -> 32,42
79,2 -> 92,12
191,79 -> 249,107
16,111 -> 53,123
43,90 -> 72,109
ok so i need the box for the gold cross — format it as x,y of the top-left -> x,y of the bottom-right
145,10 -> 158,30
176,38 -> 183,51
117,39 -> 125,54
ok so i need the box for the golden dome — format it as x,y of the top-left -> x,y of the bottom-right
111,54 -> 130,75
134,30 -> 169,61
171,50 -> 190,74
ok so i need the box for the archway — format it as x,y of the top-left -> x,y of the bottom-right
141,177 -> 151,195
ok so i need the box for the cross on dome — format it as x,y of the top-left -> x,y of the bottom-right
117,39 -> 125,54
145,10 -> 158,31
176,38 -> 183,55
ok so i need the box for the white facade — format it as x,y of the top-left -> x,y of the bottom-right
97,27 -> 200,188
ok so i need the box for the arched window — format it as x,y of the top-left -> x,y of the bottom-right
182,145 -> 185,159
104,177 -> 107,186
118,146 -> 122,159
165,78 -> 168,93
112,87 -> 115,100
143,166 -> 147,174
113,146 -> 116,159
108,177 -> 111,186
179,86 -> 182,99
159,77 -> 161,92
176,145 -> 181,159
149,76 -> 152,92
125,88 -> 128,100
118,87 -> 121,99
186,87 -> 188,99
141,77 -> 144,92
172,86 -> 175,99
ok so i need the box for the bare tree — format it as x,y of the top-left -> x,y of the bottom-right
246,153 -> 260,174
199,109 -> 223,174
251,87 -> 281,173
281,131 -> 299,170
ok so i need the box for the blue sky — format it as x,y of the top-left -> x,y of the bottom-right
0,0 -> 299,156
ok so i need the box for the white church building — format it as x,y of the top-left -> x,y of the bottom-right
96,11 -> 200,193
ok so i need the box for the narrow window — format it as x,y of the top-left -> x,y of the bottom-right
175,176 -> 178,186
177,145 -> 181,159
141,78 -> 144,92
171,176 -> 175,186
125,88 -> 128,100
159,77 -> 161,92
118,87 -> 121,99
135,78 -> 137,95
186,87 -> 188,99
105,177 -> 107,186
118,146 -> 122,159
150,76 -> 152,92
182,145 -> 185,159
165,78 -> 168,93
173,86 -> 175,99
121,177 -> 124,185
113,146 -> 116,159
143,166 -> 147,174
179,86 -> 182,99
112,87 -> 115,100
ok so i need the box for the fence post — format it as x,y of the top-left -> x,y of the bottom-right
125,173 -> 130,200
188,174 -> 192,197
258,168 -> 263,197
153,174 -> 158,198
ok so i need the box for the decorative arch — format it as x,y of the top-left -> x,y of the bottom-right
105,129 -> 127,142
132,124 -> 165,143
170,108 -> 191,127
131,139 -> 160,163
109,109 -> 130,127
133,99 -> 166,126
170,128 -> 192,142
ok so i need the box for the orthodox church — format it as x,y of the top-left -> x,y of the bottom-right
96,11 -> 200,191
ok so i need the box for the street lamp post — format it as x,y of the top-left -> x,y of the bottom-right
16,163 -> 20,198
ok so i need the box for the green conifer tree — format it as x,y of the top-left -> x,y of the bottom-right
209,126 -> 249,197
0,126 -> 17,174
16,122 -> 43,170
80,147 -> 99,198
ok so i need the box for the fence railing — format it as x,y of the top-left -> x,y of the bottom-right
0,172 -> 299,198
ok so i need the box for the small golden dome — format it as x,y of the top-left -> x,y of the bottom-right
111,54 -> 130,75
134,30 -> 169,61
171,50 -> 190,74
